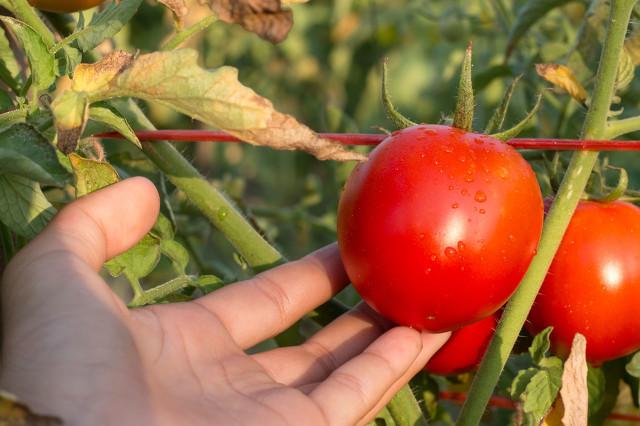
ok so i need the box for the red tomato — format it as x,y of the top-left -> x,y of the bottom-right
527,201 -> 640,364
337,125 -> 543,332
425,313 -> 498,375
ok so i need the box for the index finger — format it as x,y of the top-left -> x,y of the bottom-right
193,243 -> 349,349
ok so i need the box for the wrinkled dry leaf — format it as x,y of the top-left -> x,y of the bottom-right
158,0 -> 188,21
0,390 -> 62,425
560,334 -> 588,426
536,63 -> 588,105
72,51 -> 134,94
203,0 -> 293,43
90,49 -> 365,161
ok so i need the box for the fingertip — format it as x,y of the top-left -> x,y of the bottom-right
420,330 -> 451,358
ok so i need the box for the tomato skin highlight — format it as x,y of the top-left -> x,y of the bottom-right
527,201 -> 640,364
425,313 -> 497,375
28,0 -> 104,13
337,124 -> 543,332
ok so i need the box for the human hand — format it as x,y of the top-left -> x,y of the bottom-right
0,178 -> 449,426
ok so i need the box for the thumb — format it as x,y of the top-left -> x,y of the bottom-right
15,177 -> 160,272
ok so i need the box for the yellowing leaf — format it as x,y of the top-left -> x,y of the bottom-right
69,153 -> 119,197
72,50 -> 134,94
536,63 -> 588,105
559,334 -> 588,426
89,49 -> 365,161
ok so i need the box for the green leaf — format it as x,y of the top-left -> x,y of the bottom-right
105,233 -> 161,279
529,326 -> 553,365
0,26 -> 22,92
0,123 -> 69,185
0,17 -> 55,92
626,352 -> 640,378
510,367 -> 539,400
89,103 -> 141,148
152,213 -> 175,239
194,274 -> 224,294
506,0 -> 575,58
0,174 -> 56,238
56,45 -> 82,77
160,239 -> 189,274
452,42 -> 474,132
520,367 -> 563,425
73,0 -> 144,52
69,153 -> 119,197
588,366 -> 606,417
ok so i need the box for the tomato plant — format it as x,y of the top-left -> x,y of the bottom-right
27,0 -> 103,12
527,200 -> 640,364
337,124 -> 543,332
425,312 -> 497,375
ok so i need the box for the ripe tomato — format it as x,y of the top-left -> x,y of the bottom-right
28,0 -> 104,12
425,312 -> 497,375
337,124 -> 543,332
527,200 -> 640,364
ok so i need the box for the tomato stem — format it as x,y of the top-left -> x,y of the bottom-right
457,1 -> 638,424
98,129 -> 640,151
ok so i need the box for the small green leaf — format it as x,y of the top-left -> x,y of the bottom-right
0,17 -> 55,92
0,123 -> 69,185
195,274 -> 224,294
74,0 -> 144,52
105,233 -> 161,279
0,26 -> 22,92
592,166 -> 628,202
89,103 -> 141,148
160,239 -> 189,274
520,367 -> 563,424
484,75 -> 522,134
530,326 -> 553,366
510,367 -> 539,399
381,58 -> 417,130
452,42 -> 474,132
588,366 -> 606,417
56,45 -> 82,77
491,93 -> 543,141
506,0 -> 574,58
626,352 -> 640,378
152,213 -> 175,240
69,153 -> 119,197
0,174 -> 56,239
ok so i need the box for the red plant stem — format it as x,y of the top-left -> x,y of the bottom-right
437,391 -> 640,422
97,130 -> 640,151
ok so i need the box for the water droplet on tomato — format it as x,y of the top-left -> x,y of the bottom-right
464,175 -> 474,183
445,247 -> 457,257
452,202 -> 459,209
457,241 -> 465,251
419,233 -> 425,240
460,155 -> 467,163
430,254 -> 437,261
474,191 -> 487,202
425,267 -> 432,274
448,185 -> 454,190
444,145 -> 454,153
427,315 -> 436,320
479,209 -> 486,214
461,189 -> 468,196
498,167 -> 509,179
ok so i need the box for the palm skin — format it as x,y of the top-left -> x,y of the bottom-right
0,178 -> 448,426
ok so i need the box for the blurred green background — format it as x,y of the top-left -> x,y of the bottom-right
100,0 -> 640,283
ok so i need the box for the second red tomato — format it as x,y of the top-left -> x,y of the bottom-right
338,125 -> 543,332
527,201 -> 640,364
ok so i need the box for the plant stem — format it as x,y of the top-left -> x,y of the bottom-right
129,275 -> 193,307
604,114 -> 640,139
457,1 -> 637,424
386,385 -> 429,426
3,0 -> 55,48
162,15 -> 218,51
0,108 -> 27,127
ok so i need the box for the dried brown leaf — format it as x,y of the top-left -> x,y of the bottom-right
536,63 -> 588,105
204,0 -> 293,43
72,51 -> 134,94
93,49 -> 365,161
0,390 -> 62,425
560,333 -> 588,426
